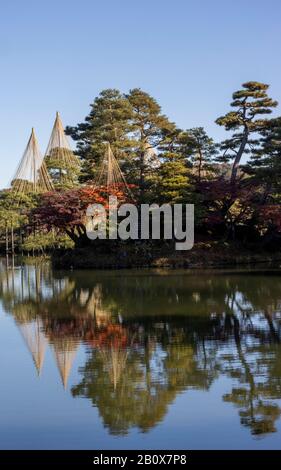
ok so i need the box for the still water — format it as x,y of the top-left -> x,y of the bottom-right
0,258 -> 281,449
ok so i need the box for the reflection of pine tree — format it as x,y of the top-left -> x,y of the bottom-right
71,329 -> 215,435
217,312 -> 281,435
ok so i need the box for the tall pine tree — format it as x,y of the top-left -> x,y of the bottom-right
216,82 -> 277,186
244,117 -> 281,202
179,127 -> 217,183
65,89 -> 133,182
126,88 -> 176,202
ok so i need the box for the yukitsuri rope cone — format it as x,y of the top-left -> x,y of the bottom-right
44,112 -> 80,188
95,143 -> 134,199
11,128 -> 53,194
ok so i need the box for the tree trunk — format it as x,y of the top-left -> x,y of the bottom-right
65,226 -> 93,248
264,310 -> 280,343
11,226 -> 14,254
5,224 -> 9,254
198,149 -> 203,183
139,151 -> 145,202
230,127 -> 249,186
20,230 -> 24,256
261,182 -> 272,205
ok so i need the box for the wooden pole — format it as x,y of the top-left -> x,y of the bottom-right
5,224 -> 9,254
21,229 -> 24,256
11,225 -> 15,254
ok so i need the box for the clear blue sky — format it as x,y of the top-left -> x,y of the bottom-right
1,0 -> 281,188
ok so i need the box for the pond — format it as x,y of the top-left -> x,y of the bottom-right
0,258 -> 281,450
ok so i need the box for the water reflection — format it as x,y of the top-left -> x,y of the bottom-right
1,259 -> 281,437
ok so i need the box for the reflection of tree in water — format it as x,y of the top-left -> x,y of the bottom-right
72,320 -> 217,435
1,260 -> 281,435
71,290 -> 281,436
0,261 -> 119,324
213,308 -> 281,435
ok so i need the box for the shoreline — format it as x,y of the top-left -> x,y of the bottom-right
50,243 -> 281,270
2,243 -> 281,271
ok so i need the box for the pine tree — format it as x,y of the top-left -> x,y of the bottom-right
65,89 -> 133,182
179,127 -> 217,183
244,117 -> 281,202
216,82 -> 278,185
126,88 -> 176,202
154,154 -> 189,204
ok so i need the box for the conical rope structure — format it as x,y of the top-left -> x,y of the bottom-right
44,112 -> 80,187
11,128 -> 53,194
95,143 -> 134,199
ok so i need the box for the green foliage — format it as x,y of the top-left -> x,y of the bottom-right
22,231 -> 74,253
0,190 -> 38,253
2,81 -> 281,252
151,153 -> 190,204
65,89 -> 133,182
45,148 -> 81,189
216,81 -> 278,184
126,88 -> 177,201
66,88 -> 177,201
179,127 -> 218,182
244,118 -> 281,200
0,190 -> 35,230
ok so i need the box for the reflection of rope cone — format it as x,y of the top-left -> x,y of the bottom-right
86,285 -> 112,325
100,347 -> 128,390
52,338 -> 78,389
17,318 -> 47,376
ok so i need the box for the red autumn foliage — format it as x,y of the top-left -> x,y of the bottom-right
85,324 -> 129,349
43,318 -> 131,349
259,205 -> 281,232
197,178 -> 235,204
32,184 -> 134,234
204,211 -> 225,226
80,183 -> 135,209
198,177 -> 258,229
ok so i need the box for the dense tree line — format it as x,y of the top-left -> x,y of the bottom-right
1,81 -> 281,254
